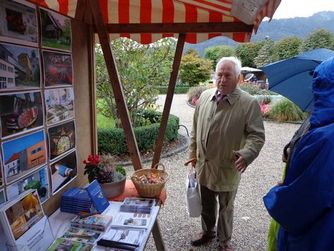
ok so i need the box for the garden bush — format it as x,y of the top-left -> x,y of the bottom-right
187,85 -> 208,105
98,111 -> 179,155
157,85 -> 190,94
239,83 -> 276,95
267,98 -> 307,122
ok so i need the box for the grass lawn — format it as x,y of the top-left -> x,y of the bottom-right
97,113 -> 115,129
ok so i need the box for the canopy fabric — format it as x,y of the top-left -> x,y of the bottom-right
29,0 -> 280,44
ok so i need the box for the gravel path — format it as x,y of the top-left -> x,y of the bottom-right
128,94 -> 300,251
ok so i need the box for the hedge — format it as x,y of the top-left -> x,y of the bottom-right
157,86 -> 190,94
98,111 -> 179,155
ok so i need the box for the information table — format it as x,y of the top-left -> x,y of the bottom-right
49,201 -> 161,251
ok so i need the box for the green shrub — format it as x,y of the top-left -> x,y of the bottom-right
98,111 -> 179,155
187,85 -> 208,103
239,83 -> 276,95
157,86 -> 190,94
267,98 -> 307,122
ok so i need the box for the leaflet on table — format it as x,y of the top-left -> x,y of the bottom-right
120,197 -> 156,214
47,237 -> 93,251
70,214 -> 113,232
95,228 -> 145,251
61,227 -> 101,244
110,212 -> 152,229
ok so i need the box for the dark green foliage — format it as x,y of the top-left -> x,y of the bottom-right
98,111 -> 179,155
204,45 -> 235,70
254,38 -> 275,68
179,49 -> 212,86
302,29 -> 334,51
156,85 -> 190,94
273,37 -> 302,61
235,42 -> 264,68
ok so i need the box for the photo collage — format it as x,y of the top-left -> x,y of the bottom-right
0,0 -> 77,206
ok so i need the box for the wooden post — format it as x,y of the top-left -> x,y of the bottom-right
88,1 -> 142,170
151,33 -> 186,168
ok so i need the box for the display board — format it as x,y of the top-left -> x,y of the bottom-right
0,0 -> 77,207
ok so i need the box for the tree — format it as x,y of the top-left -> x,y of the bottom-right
235,41 -> 264,68
273,37 -> 302,61
302,29 -> 334,51
179,49 -> 212,87
96,38 -> 176,127
254,37 -> 275,68
204,45 -> 235,70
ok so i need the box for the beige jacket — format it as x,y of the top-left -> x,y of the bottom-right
189,87 -> 265,191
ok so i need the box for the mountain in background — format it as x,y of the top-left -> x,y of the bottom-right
185,11 -> 334,57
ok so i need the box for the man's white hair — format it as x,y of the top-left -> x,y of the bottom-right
215,57 -> 242,77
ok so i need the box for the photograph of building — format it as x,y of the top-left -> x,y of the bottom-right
0,43 -> 40,90
40,8 -> 71,51
2,130 -> 46,184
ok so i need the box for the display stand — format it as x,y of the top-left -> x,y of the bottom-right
49,179 -> 166,250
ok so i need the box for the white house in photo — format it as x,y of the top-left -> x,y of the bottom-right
0,58 -> 15,89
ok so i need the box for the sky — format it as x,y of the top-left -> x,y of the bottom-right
272,0 -> 334,19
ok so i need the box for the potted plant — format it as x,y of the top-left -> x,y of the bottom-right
83,154 -> 126,198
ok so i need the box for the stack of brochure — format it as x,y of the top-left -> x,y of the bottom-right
60,187 -> 93,214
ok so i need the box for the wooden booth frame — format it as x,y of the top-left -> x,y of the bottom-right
1,0 -> 281,250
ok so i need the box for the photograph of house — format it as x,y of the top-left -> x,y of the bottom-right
43,50 -> 72,87
0,0 -> 38,45
0,91 -> 43,138
2,130 -> 46,184
0,43 -> 40,90
48,120 -> 75,160
44,87 -> 74,125
6,165 -> 49,203
50,150 -> 77,194
40,8 -> 71,51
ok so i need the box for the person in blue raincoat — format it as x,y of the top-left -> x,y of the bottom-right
263,57 -> 334,251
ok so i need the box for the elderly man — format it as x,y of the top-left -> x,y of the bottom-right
188,57 -> 265,251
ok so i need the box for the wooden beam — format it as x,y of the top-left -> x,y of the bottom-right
101,22 -> 253,34
151,33 -> 186,168
88,1 -> 142,170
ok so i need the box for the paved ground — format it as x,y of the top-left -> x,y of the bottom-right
127,94 -> 300,251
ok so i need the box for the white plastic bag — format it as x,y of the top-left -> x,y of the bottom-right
186,168 -> 202,217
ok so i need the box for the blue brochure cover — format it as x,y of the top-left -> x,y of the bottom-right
85,180 -> 110,213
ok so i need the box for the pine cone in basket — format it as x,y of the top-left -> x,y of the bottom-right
135,173 -> 165,184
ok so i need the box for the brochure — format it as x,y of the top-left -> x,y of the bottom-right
110,212 -> 152,229
0,190 -> 54,251
85,180 -> 109,213
120,197 -> 156,214
48,238 -> 93,251
61,227 -> 101,244
70,214 -> 112,232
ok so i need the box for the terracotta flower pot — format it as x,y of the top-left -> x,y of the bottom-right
100,175 -> 126,198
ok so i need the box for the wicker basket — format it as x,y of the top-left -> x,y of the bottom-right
131,163 -> 168,198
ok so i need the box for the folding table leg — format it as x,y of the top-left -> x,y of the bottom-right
152,220 -> 165,251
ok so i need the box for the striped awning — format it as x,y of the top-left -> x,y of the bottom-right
29,0 -> 281,44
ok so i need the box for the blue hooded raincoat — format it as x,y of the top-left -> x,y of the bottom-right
263,57 -> 334,251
